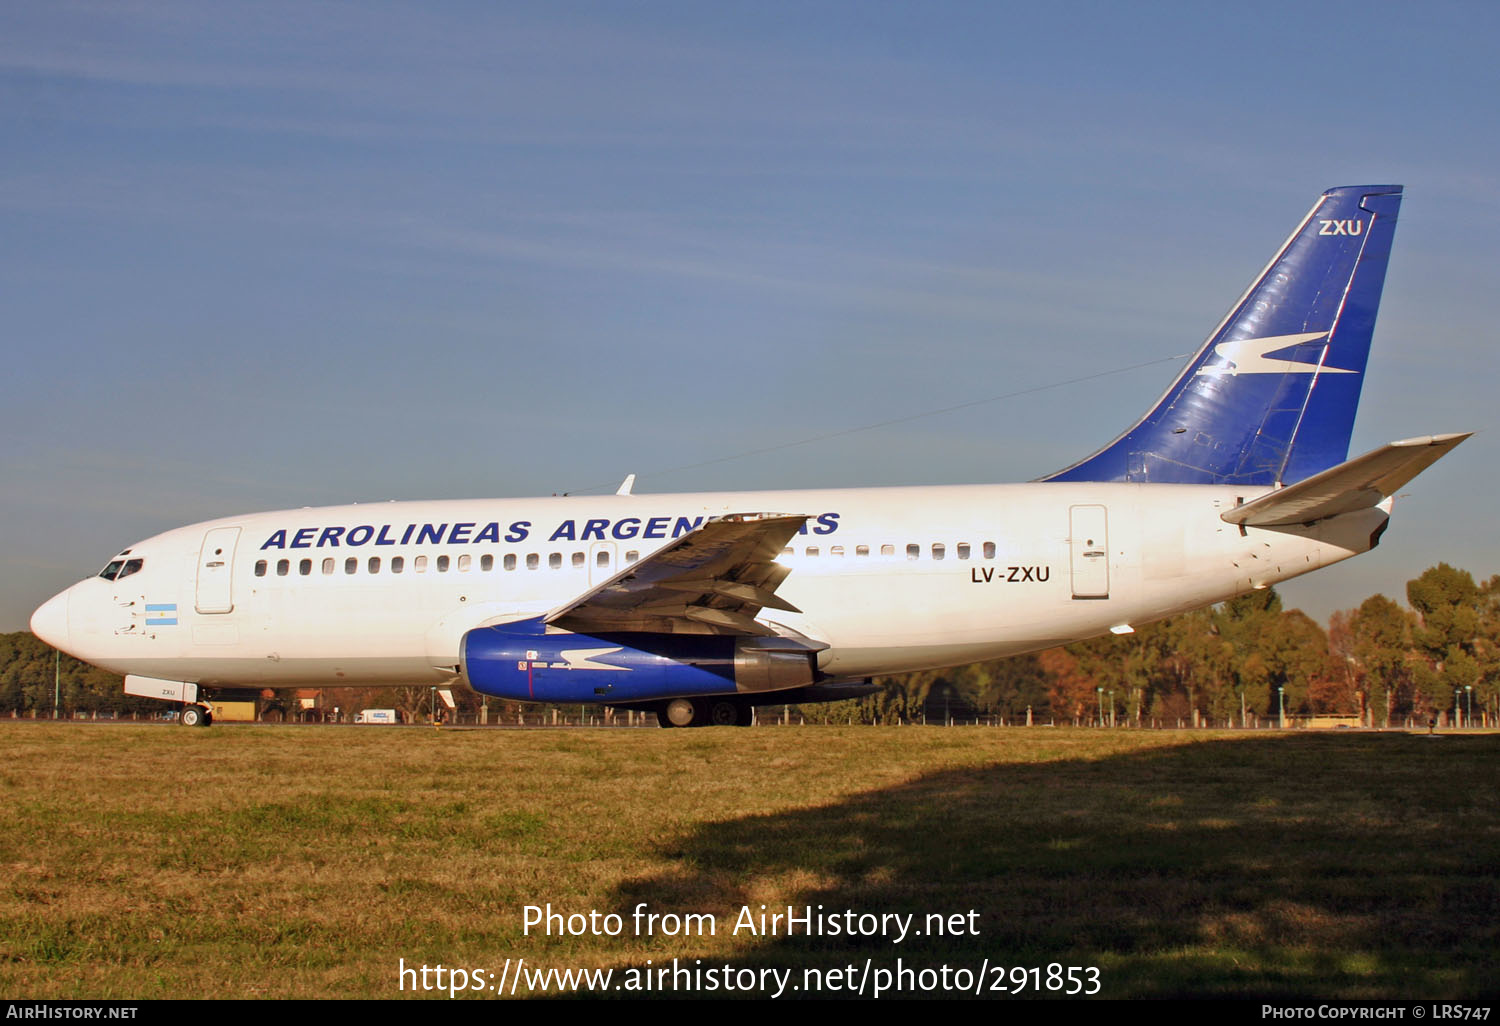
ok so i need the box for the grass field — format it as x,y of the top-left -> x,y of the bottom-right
0,721 -> 1496,999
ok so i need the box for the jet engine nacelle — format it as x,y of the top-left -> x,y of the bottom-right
461,618 -> 818,704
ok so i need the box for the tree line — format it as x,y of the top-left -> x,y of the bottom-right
805,563 -> 1498,727
3,563 -> 1495,727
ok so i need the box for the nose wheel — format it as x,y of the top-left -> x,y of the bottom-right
180,704 -> 213,727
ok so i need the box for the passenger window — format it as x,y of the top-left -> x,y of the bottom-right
856,545 -> 869,556
345,557 -> 357,574
458,555 -> 471,572
626,551 -> 639,564
480,554 -> 493,572
596,551 -> 609,567
322,558 -> 335,575
806,546 -> 819,557
782,546 -> 793,555
881,544 -> 895,556
932,543 -> 945,561
983,541 -> 996,559
504,554 -> 517,571
415,556 -> 428,573
369,557 -> 381,574
254,560 -> 267,578
906,544 -> 920,560
526,553 -> 539,569
549,553 -> 562,569
300,559 -> 312,576
572,552 -> 584,567
957,543 -> 970,560
437,555 -> 450,572
276,559 -> 290,576
830,545 -> 844,556
392,556 -> 405,574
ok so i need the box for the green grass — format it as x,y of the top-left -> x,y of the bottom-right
0,722 -> 1495,998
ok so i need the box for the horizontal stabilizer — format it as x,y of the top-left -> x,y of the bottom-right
1221,433 -> 1471,527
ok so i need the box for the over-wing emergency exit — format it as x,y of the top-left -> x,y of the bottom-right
30,185 -> 1469,727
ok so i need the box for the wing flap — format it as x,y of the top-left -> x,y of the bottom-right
545,513 -> 809,635
655,577 -> 801,612
1222,432 -> 1471,527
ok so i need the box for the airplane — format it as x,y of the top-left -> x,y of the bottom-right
29,184 -> 1469,728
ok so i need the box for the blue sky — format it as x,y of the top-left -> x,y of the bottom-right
3,1 -> 1497,631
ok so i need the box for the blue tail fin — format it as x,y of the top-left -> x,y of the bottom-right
1045,185 -> 1403,486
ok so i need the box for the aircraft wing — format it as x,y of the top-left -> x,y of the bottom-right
1221,432 -> 1472,528
544,513 -> 808,636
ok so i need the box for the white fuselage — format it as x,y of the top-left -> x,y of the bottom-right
34,481 -> 1386,691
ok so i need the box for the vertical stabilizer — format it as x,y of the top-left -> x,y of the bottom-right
1046,185 -> 1402,486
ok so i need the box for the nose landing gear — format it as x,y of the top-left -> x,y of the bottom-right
180,704 -> 213,727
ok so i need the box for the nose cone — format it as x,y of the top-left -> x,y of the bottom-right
30,589 -> 70,650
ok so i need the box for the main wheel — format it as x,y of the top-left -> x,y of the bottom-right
180,705 -> 205,727
662,698 -> 698,728
707,699 -> 742,727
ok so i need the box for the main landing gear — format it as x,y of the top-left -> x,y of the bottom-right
655,697 -> 754,728
179,704 -> 213,727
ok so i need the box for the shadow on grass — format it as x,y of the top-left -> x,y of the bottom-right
607,732 -> 1499,998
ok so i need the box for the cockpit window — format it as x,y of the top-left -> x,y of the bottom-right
98,558 -> 144,581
